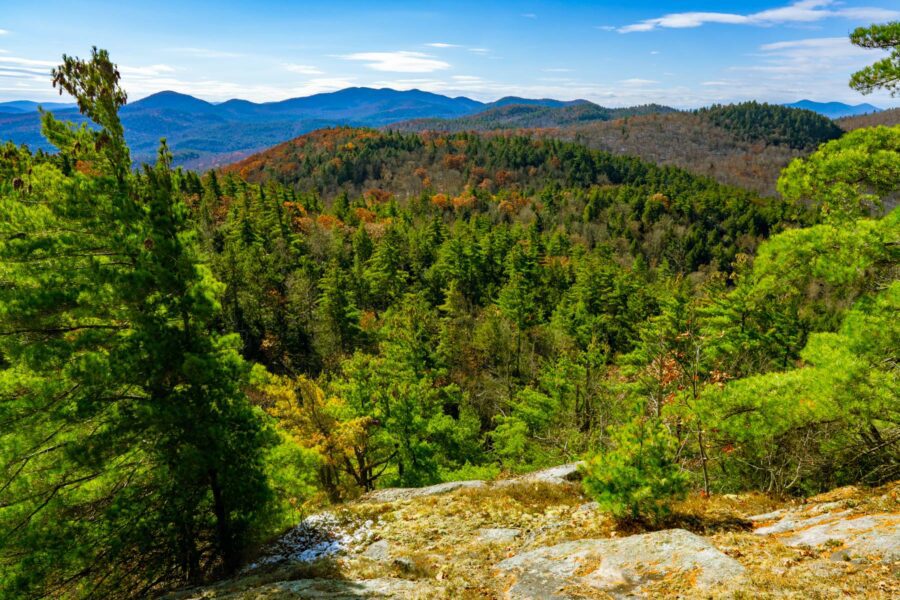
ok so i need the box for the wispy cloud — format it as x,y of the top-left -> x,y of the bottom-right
595,25 -> 616,31
716,36 -> 886,104
0,29 -> 9,36
468,47 -> 490,54
522,13 -> 537,19
542,67 -> 573,73
171,47 -> 243,59
619,0 -> 899,33
0,56 -> 56,95
426,42 -> 459,48
747,36 -> 875,73
0,56 -> 56,68
284,63 -> 323,75
341,51 -> 450,73
620,78 -> 658,85
119,64 -> 176,77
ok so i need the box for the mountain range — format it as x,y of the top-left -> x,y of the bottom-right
0,89 -> 890,169
0,88 -> 586,168
784,99 -> 882,119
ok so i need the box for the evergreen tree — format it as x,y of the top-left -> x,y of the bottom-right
315,260 -> 362,360
850,21 -> 900,96
0,49 -> 273,597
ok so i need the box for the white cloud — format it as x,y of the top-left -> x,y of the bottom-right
595,25 -> 616,31
522,13 -> 537,19
620,78 -> 658,85
714,35 -> 896,105
0,56 -> 56,68
284,63 -> 323,75
0,29 -> 9,36
760,36 -> 867,56
341,50 -> 450,73
468,48 -> 490,54
452,75 -> 483,81
650,51 -> 660,55
171,47 -> 243,59
119,64 -> 176,77
619,0 -> 899,33
747,36 -> 875,73
426,42 -> 459,48
542,67 -> 573,73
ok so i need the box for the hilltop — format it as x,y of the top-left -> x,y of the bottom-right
228,102 -> 842,197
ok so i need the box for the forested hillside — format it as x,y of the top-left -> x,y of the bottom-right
839,106 -> 900,130
696,102 -> 844,150
392,102 -> 845,196
390,101 -> 675,132
0,34 -> 898,599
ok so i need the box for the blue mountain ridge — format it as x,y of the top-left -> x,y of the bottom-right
784,100 -> 882,119
0,88 -> 582,168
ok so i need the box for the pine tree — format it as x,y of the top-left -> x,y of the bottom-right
0,49 -> 273,597
316,260 -> 362,358
497,239 -> 540,377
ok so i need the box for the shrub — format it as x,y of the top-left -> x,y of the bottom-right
582,416 -> 688,522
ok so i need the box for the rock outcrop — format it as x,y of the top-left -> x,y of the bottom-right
213,577 -> 431,599
496,528 -> 746,599
753,507 -> 900,564
360,480 -> 486,503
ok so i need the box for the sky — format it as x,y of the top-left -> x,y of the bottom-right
1,0 -> 898,108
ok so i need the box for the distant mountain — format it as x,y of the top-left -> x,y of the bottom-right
0,100 -> 77,113
128,90 -> 219,114
784,100 -> 882,119
0,88 -> 493,168
483,96 -> 584,109
389,101 -> 676,133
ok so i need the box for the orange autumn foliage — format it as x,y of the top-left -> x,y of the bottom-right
431,193 -> 450,209
354,207 -> 377,223
316,214 -> 343,230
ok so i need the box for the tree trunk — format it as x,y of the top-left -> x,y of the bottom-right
697,426 -> 710,496
209,468 -> 238,574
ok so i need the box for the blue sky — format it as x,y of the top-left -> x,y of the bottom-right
1,0 -> 898,107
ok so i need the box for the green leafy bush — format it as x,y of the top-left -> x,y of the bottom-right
582,417 -> 688,521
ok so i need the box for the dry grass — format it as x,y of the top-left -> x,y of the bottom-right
180,480 -> 899,599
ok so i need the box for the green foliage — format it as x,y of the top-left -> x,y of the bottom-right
0,49 -> 274,598
705,210 -> 899,376
3,39 -> 898,593
582,416 -> 689,521
701,279 -> 900,493
778,125 -> 900,220
850,21 -> 900,96
696,101 -> 843,150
